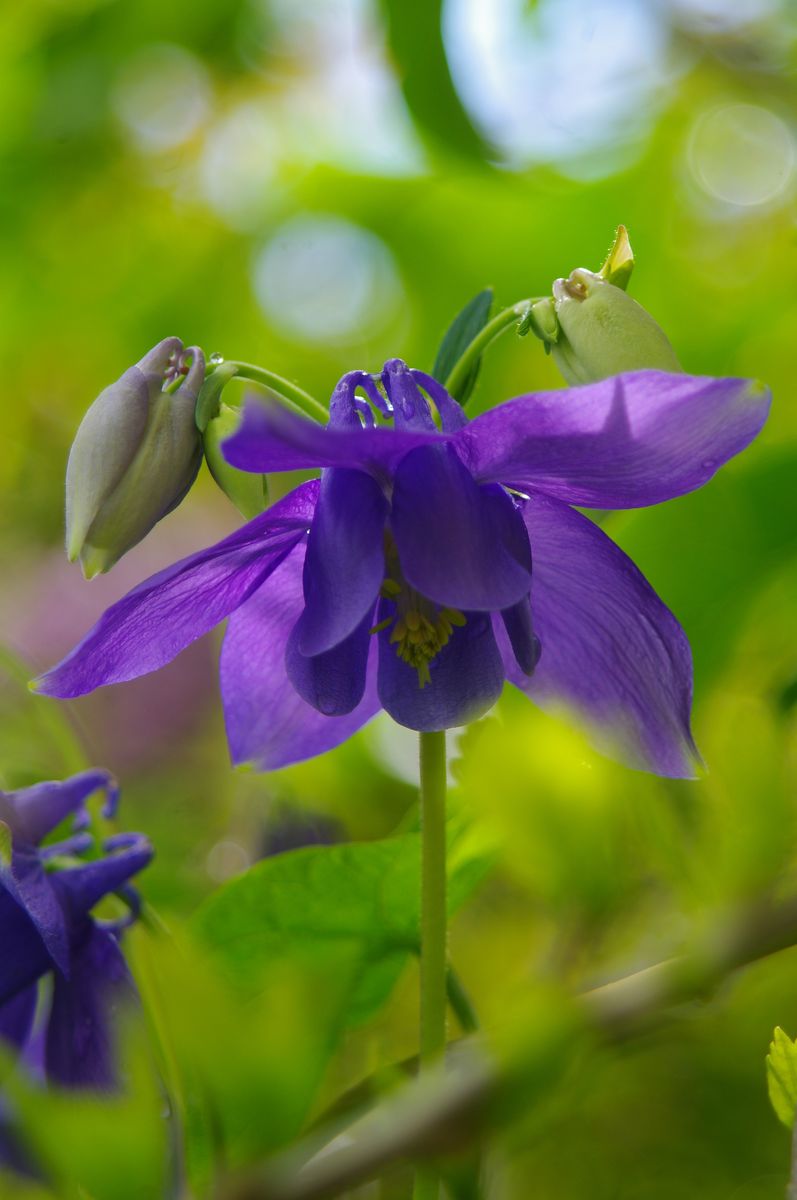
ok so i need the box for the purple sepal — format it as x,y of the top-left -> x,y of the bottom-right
221,546 -> 380,770
222,395 -> 448,478
499,490 -> 700,777
35,481 -> 319,698
459,371 -> 771,509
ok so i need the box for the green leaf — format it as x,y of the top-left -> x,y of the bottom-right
129,922 -> 361,1174
432,288 -> 493,405
195,824 -> 493,1027
767,1026 -> 797,1128
3,1028 -> 168,1200
379,0 -> 490,160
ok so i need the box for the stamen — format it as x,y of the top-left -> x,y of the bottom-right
375,557 -> 466,688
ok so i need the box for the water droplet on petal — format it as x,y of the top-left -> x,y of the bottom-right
208,352 -> 225,366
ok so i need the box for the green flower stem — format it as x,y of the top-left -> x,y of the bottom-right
443,299 -> 540,402
209,362 -> 328,424
202,360 -> 328,427
414,730 -> 448,1200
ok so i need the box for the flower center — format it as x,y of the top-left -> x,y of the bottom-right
371,540 -> 466,688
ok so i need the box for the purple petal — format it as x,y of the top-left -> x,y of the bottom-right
329,370 -> 391,427
220,546 -> 381,770
294,468 -> 388,656
286,608 -> 373,717
499,491 -> 699,777
381,359 -> 436,432
376,602 -> 505,731
223,396 -> 448,478
0,770 -> 116,846
1,851 -> 69,977
409,370 -> 469,432
0,889 -> 51,1004
458,371 -> 771,508
45,924 -> 132,1089
35,481 -> 319,698
500,596 -> 541,677
51,837 -> 153,922
0,986 -> 37,1049
391,445 -> 531,610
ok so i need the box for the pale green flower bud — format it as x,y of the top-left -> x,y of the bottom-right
66,338 -> 205,578
550,269 -> 681,385
203,401 -> 268,520
529,226 -> 681,385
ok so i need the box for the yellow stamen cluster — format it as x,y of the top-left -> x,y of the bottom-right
372,576 -> 466,688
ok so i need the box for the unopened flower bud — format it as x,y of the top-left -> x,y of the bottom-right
66,338 -> 205,578
550,269 -> 681,386
203,401 -> 268,519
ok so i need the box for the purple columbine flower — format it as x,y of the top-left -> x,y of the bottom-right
0,770 -> 152,1089
36,362 -> 770,777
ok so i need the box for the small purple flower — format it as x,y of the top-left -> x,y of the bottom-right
36,363 -> 770,777
0,770 -> 152,1089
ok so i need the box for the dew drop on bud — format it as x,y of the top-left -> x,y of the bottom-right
208,352 -> 225,366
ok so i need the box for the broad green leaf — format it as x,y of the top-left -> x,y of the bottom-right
3,1029 -> 168,1200
432,287 -> 493,405
195,824 -> 493,1027
767,1026 -> 797,1128
129,923 -> 360,1174
379,0 -> 490,160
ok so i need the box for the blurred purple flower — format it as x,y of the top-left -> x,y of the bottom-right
0,770 -> 152,1090
37,363 -> 770,777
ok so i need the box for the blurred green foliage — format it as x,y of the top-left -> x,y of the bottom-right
2,0 -> 797,1197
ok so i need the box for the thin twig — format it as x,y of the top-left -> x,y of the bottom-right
788,1113 -> 797,1200
219,892 -> 797,1200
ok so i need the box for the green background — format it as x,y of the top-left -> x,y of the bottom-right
1,1 -> 796,1196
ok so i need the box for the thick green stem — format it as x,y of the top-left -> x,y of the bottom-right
414,730 -> 448,1200
443,300 -> 539,402
419,730 -> 448,1064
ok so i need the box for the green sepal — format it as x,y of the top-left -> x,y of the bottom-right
203,402 -> 268,520
598,224 -> 634,290
195,361 -> 238,433
551,269 -> 681,385
433,287 -> 493,405
525,297 -> 559,344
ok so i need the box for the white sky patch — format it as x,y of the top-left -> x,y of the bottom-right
442,0 -> 668,172
687,102 -> 796,209
198,101 -> 281,230
251,214 -> 403,343
112,44 -> 211,151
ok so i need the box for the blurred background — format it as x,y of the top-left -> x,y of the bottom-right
1,0 -> 797,1196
